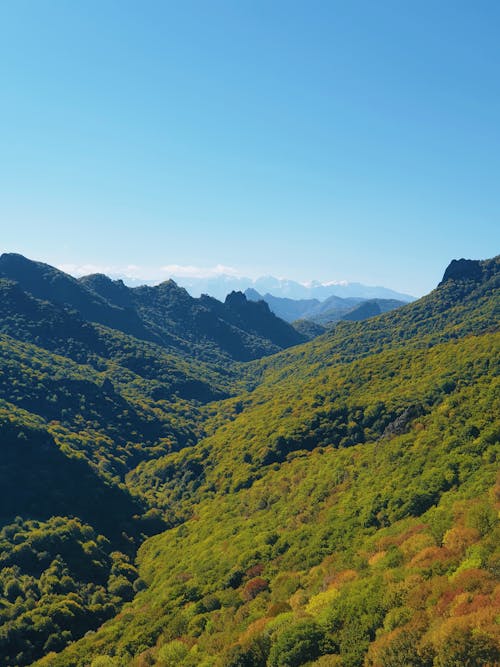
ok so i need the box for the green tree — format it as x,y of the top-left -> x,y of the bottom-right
268,620 -> 324,667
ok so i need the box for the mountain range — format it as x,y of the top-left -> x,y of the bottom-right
0,253 -> 305,364
141,273 -> 416,303
0,253 -> 498,667
244,288 -> 407,325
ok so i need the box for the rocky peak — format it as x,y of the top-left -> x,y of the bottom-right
225,291 -> 248,308
439,258 -> 483,285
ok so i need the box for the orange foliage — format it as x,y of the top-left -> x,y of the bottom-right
245,563 -> 265,578
452,568 -> 496,593
451,592 -> 491,617
435,588 -> 464,616
399,531 -> 436,559
239,616 -> 271,643
406,575 -> 448,610
436,569 -> 496,616
422,609 -> 499,648
323,568 -> 357,588
242,576 -> 269,601
442,525 -> 480,554
409,545 -> 451,569
365,613 -> 430,667
377,523 -> 427,550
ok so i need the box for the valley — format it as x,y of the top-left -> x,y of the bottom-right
0,255 -> 498,667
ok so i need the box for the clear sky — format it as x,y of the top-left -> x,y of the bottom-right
1,0 -> 499,296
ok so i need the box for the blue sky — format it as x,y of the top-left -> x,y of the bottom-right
0,0 -> 499,296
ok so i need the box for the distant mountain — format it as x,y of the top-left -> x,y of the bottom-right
245,288 -> 323,322
168,273 -> 416,302
245,288 -> 407,325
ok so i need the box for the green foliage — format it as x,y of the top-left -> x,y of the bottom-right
90,658 -> 120,667
0,255 -> 497,666
268,619 -> 324,666
156,639 -> 189,666
0,517 -> 139,665
433,628 -> 500,667
38,332 -> 499,666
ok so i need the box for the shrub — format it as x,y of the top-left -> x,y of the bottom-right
156,639 -> 189,666
242,577 -> 269,601
268,619 -> 324,667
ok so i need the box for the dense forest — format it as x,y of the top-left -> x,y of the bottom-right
0,254 -> 498,666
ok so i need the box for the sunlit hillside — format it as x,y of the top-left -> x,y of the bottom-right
0,256 -> 497,666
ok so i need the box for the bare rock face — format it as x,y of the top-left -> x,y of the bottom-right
439,258 -> 483,285
382,405 -> 423,438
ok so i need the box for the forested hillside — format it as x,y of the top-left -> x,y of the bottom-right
0,256 -> 498,666
0,254 -> 305,363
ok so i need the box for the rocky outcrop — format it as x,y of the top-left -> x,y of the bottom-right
439,258 -> 483,285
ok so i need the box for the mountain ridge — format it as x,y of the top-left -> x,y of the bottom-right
162,273 -> 416,302
109,271 -> 416,302
244,288 -> 407,325
29,253 -> 498,667
0,254 -> 497,667
0,253 -> 305,362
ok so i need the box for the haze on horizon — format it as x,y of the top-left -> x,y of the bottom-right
1,1 -> 499,297
54,260 -> 407,292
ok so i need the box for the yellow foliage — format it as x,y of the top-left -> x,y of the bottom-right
368,550 -> 387,566
399,532 -> 435,559
305,587 -> 340,616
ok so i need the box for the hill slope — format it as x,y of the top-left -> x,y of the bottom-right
22,256 -> 499,667
0,253 -> 305,362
